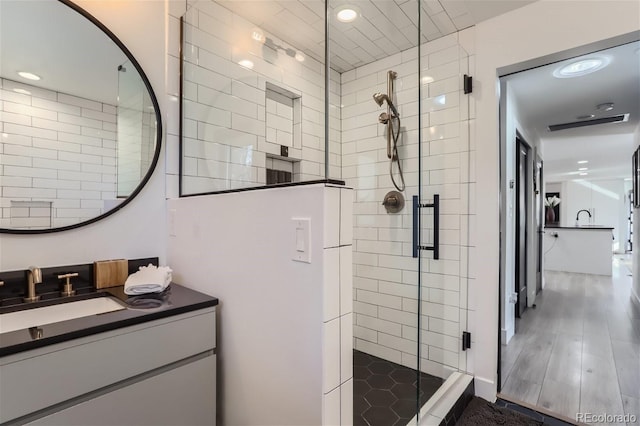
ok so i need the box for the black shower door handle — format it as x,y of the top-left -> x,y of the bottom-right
412,194 -> 439,259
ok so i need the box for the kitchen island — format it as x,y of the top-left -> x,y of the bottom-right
544,226 -> 614,276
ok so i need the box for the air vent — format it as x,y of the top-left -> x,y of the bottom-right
548,113 -> 629,132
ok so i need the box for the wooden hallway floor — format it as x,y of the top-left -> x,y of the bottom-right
501,256 -> 640,425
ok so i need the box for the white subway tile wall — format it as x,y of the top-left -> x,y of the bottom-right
323,186 -> 354,425
0,78 -> 119,229
117,62 -> 156,197
341,33 -> 476,380
180,1 -> 341,195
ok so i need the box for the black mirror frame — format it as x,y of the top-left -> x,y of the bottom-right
0,0 -> 163,235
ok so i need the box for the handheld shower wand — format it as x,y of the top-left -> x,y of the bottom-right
373,92 -> 400,118
372,70 -> 405,193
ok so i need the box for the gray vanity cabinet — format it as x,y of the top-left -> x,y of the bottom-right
27,355 -> 216,426
0,308 -> 216,425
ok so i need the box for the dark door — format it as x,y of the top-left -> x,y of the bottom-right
515,139 -> 528,318
535,157 -> 543,294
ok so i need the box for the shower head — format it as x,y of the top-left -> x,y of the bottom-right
373,92 -> 386,107
372,92 -> 400,117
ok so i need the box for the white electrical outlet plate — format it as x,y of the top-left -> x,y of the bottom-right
292,218 -> 311,263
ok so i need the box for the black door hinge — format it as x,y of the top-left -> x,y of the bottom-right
462,331 -> 471,351
463,75 -> 472,94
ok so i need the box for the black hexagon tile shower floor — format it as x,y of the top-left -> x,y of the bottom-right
353,350 -> 443,426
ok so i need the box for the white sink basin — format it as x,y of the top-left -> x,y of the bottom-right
0,297 -> 125,334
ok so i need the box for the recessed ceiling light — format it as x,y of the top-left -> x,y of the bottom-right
578,167 -> 588,171
553,56 -> 610,78
577,160 -> 589,164
579,172 -> 588,176
336,7 -> 358,22
13,88 -> 31,95
596,102 -> 614,112
295,52 -> 305,62
18,71 -> 41,81
238,59 -> 254,70
576,114 -> 595,120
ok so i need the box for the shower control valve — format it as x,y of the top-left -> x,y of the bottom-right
382,191 -> 405,214
378,112 -> 389,124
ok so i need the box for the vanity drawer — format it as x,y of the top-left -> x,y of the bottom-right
0,308 -> 215,423
26,354 -> 216,426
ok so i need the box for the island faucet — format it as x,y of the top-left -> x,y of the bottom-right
575,209 -> 592,226
24,266 -> 42,303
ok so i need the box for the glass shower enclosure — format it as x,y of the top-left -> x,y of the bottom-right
180,0 -> 474,423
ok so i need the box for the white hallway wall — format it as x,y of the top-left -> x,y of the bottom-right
499,80 -> 539,345
0,0 -> 168,270
473,0 -> 640,400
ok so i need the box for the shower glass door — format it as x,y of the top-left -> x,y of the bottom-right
335,0 -> 473,422
331,0 -> 424,423
417,5 -> 473,417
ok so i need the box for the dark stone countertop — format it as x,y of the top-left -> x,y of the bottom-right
0,283 -> 218,357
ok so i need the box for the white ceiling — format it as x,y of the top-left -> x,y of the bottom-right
506,41 -> 640,182
0,0 -> 537,106
0,0 -> 127,105
218,0 -> 535,72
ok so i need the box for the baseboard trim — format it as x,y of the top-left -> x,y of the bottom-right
501,327 -> 514,345
472,376 -> 496,402
631,286 -> 640,310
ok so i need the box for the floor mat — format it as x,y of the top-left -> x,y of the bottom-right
457,397 -> 543,426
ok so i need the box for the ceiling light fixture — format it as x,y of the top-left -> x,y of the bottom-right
251,28 -> 265,43
18,71 -> 41,81
336,7 -> 358,23
13,88 -> 31,95
553,56 -> 610,78
238,59 -> 254,70
295,52 -> 305,62
576,114 -> 595,120
596,102 -> 614,112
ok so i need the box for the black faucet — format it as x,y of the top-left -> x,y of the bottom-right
575,209 -> 592,225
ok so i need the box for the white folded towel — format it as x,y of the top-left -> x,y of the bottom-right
124,264 -> 173,295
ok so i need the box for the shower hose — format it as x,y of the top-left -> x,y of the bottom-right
388,114 -> 406,192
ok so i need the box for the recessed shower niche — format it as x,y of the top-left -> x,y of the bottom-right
264,83 -> 302,185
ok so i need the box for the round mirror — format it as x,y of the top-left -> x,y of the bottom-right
0,0 -> 162,234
